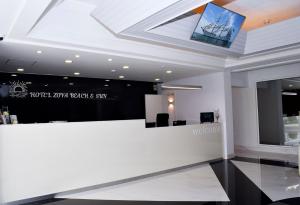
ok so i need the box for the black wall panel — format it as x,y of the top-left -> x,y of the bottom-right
0,73 -> 157,123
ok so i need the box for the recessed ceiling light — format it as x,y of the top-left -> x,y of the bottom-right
44,84 -> 48,87
289,84 -> 294,87
74,72 -> 80,76
75,54 -> 80,58
166,70 -> 172,74
11,74 -> 17,77
104,84 -> 109,87
63,76 -> 69,80
26,82 -> 32,85
65,59 -> 73,64
36,50 -> 42,54
119,75 -> 125,79
123,65 -> 129,69
111,69 -> 116,72
69,82 -> 74,86
155,78 -> 160,81
108,58 -> 112,62
127,84 -> 131,87
17,68 -> 24,72
105,79 -> 110,82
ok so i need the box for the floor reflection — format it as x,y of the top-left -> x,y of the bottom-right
231,160 -> 300,202
23,158 -> 300,205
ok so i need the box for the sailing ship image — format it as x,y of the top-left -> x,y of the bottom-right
191,3 -> 245,48
199,13 -> 234,47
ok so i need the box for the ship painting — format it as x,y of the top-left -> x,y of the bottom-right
191,3 -> 245,48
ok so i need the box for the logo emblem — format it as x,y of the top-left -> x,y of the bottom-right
9,81 -> 28,98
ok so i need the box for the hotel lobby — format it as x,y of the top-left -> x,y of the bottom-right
1,0 -> 300,205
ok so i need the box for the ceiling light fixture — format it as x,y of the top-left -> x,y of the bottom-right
104,84 -> 109,87
161,84 -> 202,90
264,19 -> 271,25
123,65 -> 129,69
108,58 -> 112,62
111,69 -> 116,72
69,82 -> 74,86
166,70 -> 172,74
36,50 -> 42,54
75,54 -> 80,58
119,75 -> 125,79
74,72 -> 80,76
65,59 -> 73,64
17,68 -> 24,72
63,76 -> 69,80
282,91 -> 297,96
289,84 -> 294,87
155,78 -> 160,81
105,79 -> 110,82
11,74 -> 17,77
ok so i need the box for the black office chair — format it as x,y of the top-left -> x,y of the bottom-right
156,113 -> 169,127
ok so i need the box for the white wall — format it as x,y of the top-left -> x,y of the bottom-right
0,120 -> 222,204
145,95 -> 163,122
159,91 -> 177,124
145,94 -> 170,123
165,71 -> 234,158
232,87 -> 258,147
232,62 -> 300,154
231,72 -> 249,87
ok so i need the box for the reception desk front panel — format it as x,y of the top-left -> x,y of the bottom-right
0,120 -> 222,204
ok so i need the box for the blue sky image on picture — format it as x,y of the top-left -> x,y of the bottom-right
191,3 -> 245,48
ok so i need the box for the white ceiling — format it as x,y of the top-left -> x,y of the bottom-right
225,0 -> 300,30
0,0 -> 300,81
0,41 -> 213,82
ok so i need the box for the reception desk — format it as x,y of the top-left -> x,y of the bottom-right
0,120 -> 222,204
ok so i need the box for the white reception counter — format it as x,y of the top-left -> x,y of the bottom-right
0,120 -> 223,204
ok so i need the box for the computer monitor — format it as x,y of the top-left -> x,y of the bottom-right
200,112 -> 214,123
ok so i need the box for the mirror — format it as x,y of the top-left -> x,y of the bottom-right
257,77 -> 300,146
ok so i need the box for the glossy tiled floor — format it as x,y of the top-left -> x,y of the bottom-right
23,157 -> 300,205
56,165 -> 229,201
231,160 -> 300,202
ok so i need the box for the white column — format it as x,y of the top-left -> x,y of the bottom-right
222,70 -> 235,159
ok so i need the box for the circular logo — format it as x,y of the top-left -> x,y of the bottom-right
9,81 -> 28,98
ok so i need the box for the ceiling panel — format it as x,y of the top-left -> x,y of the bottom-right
0,0 -> 26,37
91,0 -> 180,33
225,0 -> 300,30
